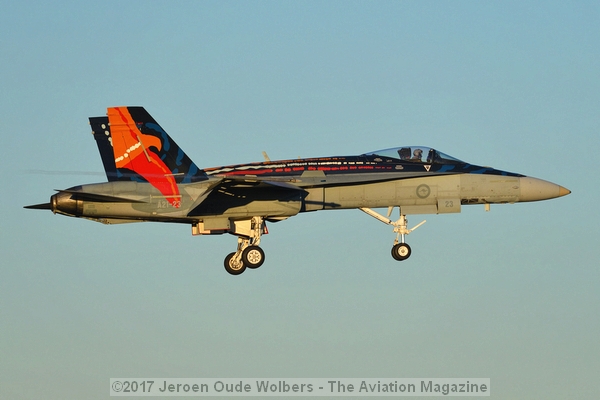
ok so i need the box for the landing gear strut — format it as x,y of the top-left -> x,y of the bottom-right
223,216 -> 266,275
360,207 -> 425,262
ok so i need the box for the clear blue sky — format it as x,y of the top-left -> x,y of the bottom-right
1,1 -> 598,399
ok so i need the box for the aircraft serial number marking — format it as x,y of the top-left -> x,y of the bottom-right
157,200 -> 180,208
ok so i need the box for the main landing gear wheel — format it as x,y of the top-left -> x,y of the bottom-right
223,216 -> 267,275
391,243 -> 411,261
224,252 -> 246,275
242,246 -> 265,269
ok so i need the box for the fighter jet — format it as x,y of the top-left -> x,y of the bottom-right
25,107 -> 571,275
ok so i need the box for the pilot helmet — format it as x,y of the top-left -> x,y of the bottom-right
413,149 -> 423,157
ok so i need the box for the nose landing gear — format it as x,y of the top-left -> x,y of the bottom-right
360,207 -> 425,262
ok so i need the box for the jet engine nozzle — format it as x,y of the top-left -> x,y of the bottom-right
50,191 -> 82,216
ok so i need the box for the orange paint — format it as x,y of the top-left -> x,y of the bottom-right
107,107 -> 181,208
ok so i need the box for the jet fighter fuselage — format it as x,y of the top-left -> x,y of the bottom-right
26,107 -> 570,274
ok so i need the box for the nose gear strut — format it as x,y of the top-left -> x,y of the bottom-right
359,207 -> 426,261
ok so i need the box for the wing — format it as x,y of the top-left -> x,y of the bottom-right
187,176 -> 306,218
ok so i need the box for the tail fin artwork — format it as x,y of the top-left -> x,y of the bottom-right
90,107 -> 207,207
90,115 -> 118,181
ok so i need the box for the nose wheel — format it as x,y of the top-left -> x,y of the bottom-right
391,243 -> 412,261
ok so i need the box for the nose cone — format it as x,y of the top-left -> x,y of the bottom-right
519,177 -> 571,202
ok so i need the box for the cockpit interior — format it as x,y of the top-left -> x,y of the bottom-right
364,147 -> 464,164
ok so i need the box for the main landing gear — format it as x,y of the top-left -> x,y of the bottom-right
224,217 -> 266,275
359,207 -> 426,262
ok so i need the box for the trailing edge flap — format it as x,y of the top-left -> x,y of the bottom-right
55,190 -> 147,203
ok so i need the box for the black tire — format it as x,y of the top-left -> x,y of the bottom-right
391,243 -> 411,261
242,246 -> 265,269
224,252 -> 246,275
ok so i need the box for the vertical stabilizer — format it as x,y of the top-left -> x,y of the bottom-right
90,116 -> 119,181
89,106 -> 207,207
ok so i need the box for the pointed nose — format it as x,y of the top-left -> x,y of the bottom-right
519,177 -> 571,202
559,186 -> 571,197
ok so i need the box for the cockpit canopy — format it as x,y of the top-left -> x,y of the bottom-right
364,146 -> 464,164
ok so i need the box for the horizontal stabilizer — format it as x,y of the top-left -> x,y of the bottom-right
24,203 -> 52,210
55,190 -> 147,203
